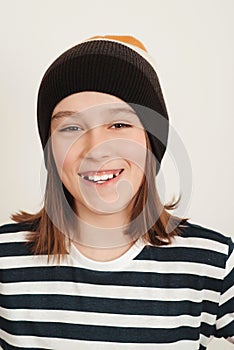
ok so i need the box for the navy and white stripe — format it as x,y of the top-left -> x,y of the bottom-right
0,221 -> 233,349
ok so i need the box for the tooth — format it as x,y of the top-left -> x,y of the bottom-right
80,170 -> 123,182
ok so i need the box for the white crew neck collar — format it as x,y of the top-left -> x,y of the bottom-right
70,238 -> 146,271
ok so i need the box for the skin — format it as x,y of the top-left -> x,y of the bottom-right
50,91 -> 147,261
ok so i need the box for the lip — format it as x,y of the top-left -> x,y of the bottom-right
78,169 -> 123,177
78,169 -> 124,186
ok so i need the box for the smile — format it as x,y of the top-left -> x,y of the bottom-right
78,169 -> 124,184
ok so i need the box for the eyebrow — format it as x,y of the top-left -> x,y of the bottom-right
51,110 -> 78,120
51,106 -> 137,121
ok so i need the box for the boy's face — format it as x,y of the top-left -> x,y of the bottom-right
50,91 -> 147,218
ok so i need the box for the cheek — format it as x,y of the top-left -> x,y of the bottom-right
51,137 -> 77,176
119,132 -> 147,173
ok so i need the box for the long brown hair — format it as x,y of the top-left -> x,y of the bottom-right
11,133 -> 188,260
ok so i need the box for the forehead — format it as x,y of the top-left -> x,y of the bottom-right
51,91 -> 143,127
52,91 -> 134,116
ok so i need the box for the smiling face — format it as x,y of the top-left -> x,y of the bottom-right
50,91 -> 147,222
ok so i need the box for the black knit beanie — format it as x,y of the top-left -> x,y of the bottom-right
37,35 -> 169,173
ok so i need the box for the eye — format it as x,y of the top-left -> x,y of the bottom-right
110,123 -> 132,129
59,125 -> 82,132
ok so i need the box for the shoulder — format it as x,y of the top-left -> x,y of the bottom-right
170,221 -> 234,267
178,221 -> 233,256
140,221 -> 233,271
0,221 -> 36,241
0,221 -> 36,257
0,221 -> 36,234
180,221 -> 232,245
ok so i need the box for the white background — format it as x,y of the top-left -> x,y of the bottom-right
0,1 -> 233,348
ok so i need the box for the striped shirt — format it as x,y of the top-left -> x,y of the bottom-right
0,221 -> 233,349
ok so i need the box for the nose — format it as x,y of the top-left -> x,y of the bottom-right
81,126 -> 113,161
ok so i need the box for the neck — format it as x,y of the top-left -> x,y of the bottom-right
72,201 -> 134,249
73,239 -> 135,262
70,202 -> 136,261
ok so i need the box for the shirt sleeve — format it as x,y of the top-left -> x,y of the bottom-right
214,237 -> 234,343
